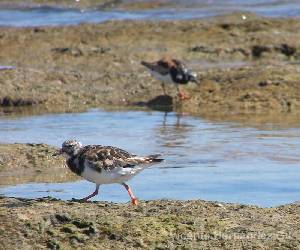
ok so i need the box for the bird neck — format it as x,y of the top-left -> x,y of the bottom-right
66,153 -> 84,176
65,149 -> 80,160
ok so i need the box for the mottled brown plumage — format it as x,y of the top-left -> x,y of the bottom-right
73,145 -> 160,173
54,139 -> 163,204
141,57 -> 198,100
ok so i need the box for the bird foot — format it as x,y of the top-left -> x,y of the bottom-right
80,194 -> 96,202
178,92 -> 190,101
131,198 -> 138,206
70,198 -> 90,203
80,197 -> 91,202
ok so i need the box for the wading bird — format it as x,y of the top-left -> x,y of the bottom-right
141,57 -> 198,100
53,139 -> 163,205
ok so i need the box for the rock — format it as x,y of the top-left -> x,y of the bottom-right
0,197 -> 299,249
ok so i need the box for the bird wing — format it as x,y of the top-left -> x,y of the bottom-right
77,145 -> 141,173
141,60 -> 170,75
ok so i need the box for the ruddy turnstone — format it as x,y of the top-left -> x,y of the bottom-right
141,57 -> 198,100
53,139 -> 163,205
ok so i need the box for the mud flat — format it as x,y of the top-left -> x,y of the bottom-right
0,14 -> 300,116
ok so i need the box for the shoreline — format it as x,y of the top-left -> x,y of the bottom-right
0,142 -> 299,208
0,0 -> 299,14
1,194 -> 299,209
1,142 -> 299,248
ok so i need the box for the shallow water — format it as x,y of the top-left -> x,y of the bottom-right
0,109 -> 300,207
0,0 -> 300,27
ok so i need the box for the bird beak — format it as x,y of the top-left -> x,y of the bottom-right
52,149 -> 63,156
192,78 -> 200,84
188,72 -> 200,84
190,76 -> 200,84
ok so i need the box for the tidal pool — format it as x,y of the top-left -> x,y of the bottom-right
0,109 -> 300,207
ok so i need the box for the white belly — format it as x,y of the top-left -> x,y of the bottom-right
150,71 -> 175,85
81,166 -> 134,185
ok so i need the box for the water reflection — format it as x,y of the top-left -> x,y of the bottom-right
157,112 -> 192,149
0,109 -> 300,207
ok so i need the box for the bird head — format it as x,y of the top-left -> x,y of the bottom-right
188,71 -> 199,84
53,139 -> 82,157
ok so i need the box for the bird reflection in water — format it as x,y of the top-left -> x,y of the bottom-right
156,112 -> 194,149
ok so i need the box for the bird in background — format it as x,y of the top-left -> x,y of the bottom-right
141,57 -> 199,100
53,139 -> 163,205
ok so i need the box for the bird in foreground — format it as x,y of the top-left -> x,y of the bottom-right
53,139 -> 163,205
141,57 -> 199,100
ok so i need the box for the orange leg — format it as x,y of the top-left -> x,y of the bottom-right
161,82 -> 167,95
81,184 -> 100,201
122,183 -> 138,205
177,85 -> 190,100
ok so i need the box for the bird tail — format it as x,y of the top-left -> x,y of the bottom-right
141,61 -> 154,70
144,154 -> 164,163
125,154 -> 163,175
130,154 -> 164,165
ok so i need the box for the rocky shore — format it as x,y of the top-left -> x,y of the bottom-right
1,5 -> 300,249
0,13 -> 300,117
1,196 -> 299,249
0,143 -> 300,249
0,143 -> 76,185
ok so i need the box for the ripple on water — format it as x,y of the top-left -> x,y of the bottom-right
0,0 -> 300,27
